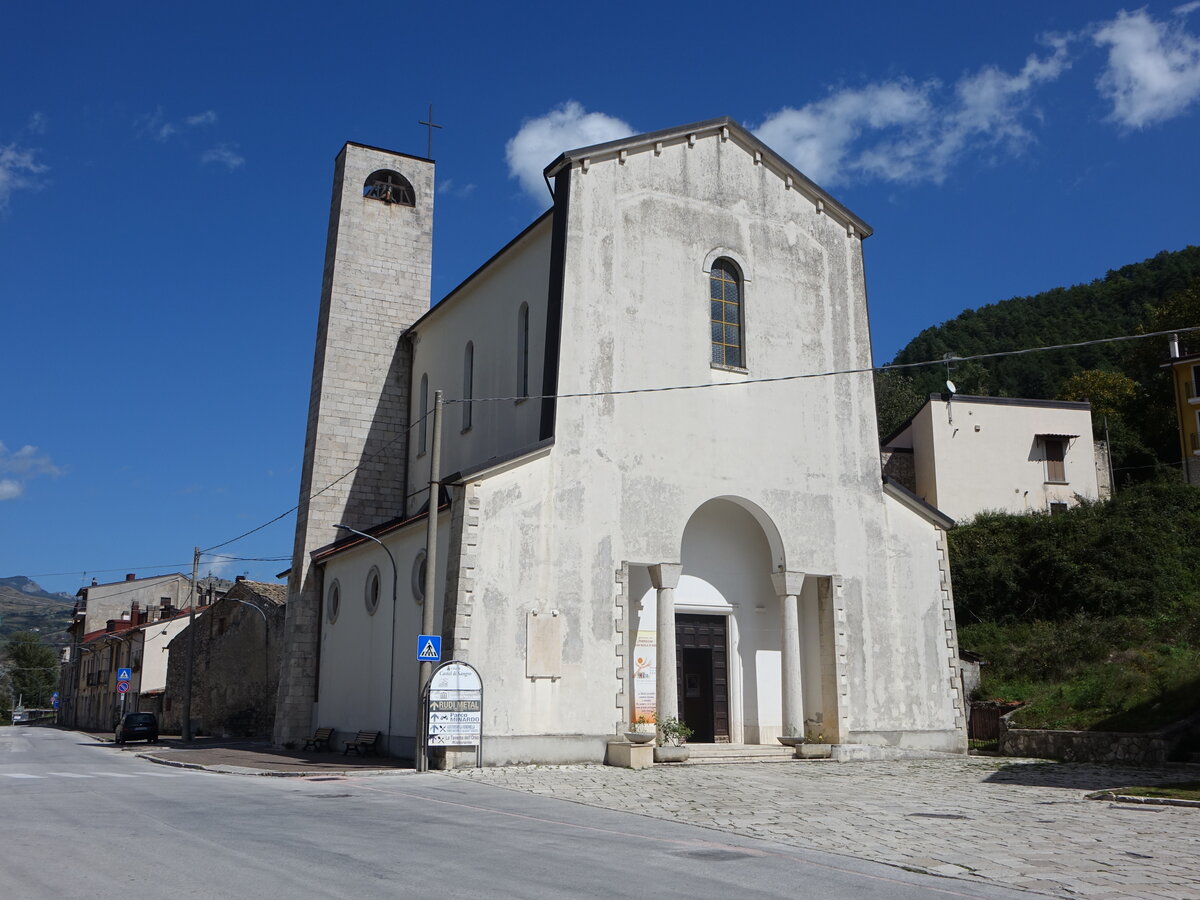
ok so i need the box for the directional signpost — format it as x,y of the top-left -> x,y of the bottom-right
422,660 -> 483,768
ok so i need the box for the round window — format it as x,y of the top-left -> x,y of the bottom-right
412,550 -> 427,605
326,580 -> 341,624
365,566 -> 381,616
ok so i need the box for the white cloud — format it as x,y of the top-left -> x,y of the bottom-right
0,143 -> 47,209
201,143 -> 245,170
1094,7 -> 1200,128
754,37 -> 1070,187
26,112 -> 47,135
506,101 -> 635,202
0,442 -> 62,499
138,106 -> 177,141
186,110 -> 217,127
1176,2 -> 1200,16
437,177 -> 476,199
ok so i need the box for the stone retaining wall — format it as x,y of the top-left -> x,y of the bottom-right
1000,722 -> 1171,765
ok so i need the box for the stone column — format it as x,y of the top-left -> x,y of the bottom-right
772,571 -> 806,739
649,563 -> 682,727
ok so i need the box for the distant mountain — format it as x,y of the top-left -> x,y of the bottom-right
0,577 -> 75,644
883,245 -> 1200,475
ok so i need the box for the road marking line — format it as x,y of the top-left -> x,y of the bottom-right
45,772 -> 93,778
139,772 -> 183,777
91,772 -> 139,778
1,773 -> 44,778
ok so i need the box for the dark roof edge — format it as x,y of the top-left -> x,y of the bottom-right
882,476 -> 956,530
880,406 -> 923,448
342,141 -> 433,165
404,209 -> 554,337
1162,352 -> 1200,367
310,502 -> 452,565
445,437 -> 555,484
930,393 -> 1092,411
543,116 -> 872,238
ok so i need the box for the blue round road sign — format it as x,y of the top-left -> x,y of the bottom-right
116,680 -> 130,694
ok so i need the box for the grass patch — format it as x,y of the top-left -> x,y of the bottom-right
1113,782 -> 1200,801
960,615 -> 1200,732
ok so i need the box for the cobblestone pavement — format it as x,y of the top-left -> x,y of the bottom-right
448,757 -> 1200,899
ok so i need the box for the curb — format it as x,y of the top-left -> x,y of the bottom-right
1085,790 -> 1200,808
135,752 -> 416,778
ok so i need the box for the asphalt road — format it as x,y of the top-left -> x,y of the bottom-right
1,726 -> 1030,899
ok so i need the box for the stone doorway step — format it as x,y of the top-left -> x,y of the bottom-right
683,743 -> 808,764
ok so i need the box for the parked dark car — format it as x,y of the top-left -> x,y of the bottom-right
115,712 -> 159,744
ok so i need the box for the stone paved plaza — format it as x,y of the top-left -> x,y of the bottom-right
449,757 -> 1200,899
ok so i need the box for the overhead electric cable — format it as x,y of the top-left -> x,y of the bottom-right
194,323 -> 1199,554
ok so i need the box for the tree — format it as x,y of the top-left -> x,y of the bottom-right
873,370 -> 923,439
2,631 -> 59,708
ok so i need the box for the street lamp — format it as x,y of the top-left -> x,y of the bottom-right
334,524 -> 400,757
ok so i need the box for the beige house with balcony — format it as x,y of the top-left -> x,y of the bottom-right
881,394 -> 1112,523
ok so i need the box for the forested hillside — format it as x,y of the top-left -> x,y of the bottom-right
951,478 -> 1200,732
877,246 -> 1200,475
0,577 -> 73,645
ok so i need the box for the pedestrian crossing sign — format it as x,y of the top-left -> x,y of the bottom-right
416,635 -> 442,662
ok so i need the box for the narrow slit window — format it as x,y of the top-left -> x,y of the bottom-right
709,259 -> 743,368
418,373 -> 429,454
517,303 -> 530,398
463,342 -> 474,430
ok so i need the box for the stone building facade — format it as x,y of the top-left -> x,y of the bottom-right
165,579 -> 286,738
276,118 -> 968,764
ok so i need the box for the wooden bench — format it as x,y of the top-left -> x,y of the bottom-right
343,730 -> 381,757
303,727 -> 334,752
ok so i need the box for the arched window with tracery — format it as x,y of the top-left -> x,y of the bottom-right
363,169 -> 415,206
709,258 -> 743,368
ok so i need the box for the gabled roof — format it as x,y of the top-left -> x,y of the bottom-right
882,476 -> 956,530
543,116 -> 873,238
225,580 -> 287,606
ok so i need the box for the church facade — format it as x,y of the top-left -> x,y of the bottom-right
274,118 -> 968,764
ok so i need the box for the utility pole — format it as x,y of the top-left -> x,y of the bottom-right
181,546 -> 199,742
417,390 -> 443,772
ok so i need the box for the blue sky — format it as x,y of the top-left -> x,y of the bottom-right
3,1 -> 1199,596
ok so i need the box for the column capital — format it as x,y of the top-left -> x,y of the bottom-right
648,563 -> 682,590
771,570 -> 806,597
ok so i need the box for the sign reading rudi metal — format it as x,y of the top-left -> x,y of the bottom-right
421,659 -> 483,768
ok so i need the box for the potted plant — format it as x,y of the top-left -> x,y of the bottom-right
624,715 -> 656,744
654,716 -> 693,762
796,731 -> 832,759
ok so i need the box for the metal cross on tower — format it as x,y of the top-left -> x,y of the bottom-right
419,104 -> 442,159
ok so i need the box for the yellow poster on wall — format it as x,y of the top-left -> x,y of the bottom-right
633,630 -> 656,721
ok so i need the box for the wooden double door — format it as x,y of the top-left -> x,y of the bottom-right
675,614 -> 730,742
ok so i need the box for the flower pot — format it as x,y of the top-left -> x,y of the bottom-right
796,743 -> 832,759
654,745 -> 690,763
623,731 -> 655,744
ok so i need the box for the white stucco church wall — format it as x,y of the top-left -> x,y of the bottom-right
275,118 -> 968,763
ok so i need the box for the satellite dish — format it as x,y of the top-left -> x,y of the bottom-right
945,380 -> 957,394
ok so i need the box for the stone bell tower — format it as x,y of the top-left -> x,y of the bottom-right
274,143 -> 434,746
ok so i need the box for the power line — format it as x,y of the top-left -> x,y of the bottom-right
441,325 -> 1200,407
200,407 -> 435,554
192,323 -> 1200,555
